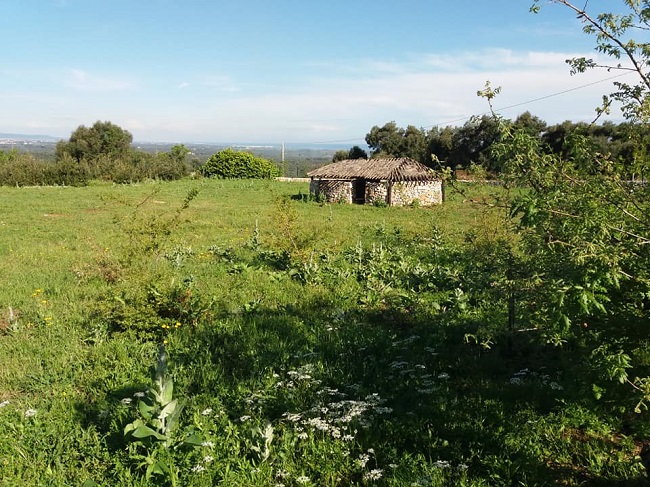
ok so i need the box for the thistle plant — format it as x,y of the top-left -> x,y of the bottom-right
123,345 -> 203,485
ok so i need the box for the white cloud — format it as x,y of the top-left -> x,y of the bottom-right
66,69 -> 134,92
161,48 -> 620,142
0,49 -> 630,142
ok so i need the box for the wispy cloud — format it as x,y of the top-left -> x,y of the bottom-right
2,48 -> 625,143
171,48 -> 619,142
199,75 -> 240,92
66,69 -> 134,92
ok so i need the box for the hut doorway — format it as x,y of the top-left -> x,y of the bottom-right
353,178 -> 366,204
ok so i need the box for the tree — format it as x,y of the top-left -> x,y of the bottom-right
451,115 -> 501,170
365,122 -> 428,162
170,144 -> 190,165
348,145 -> 368,160
512,111 -> 547,137
199,149 -> 279,179
427,126 -> 456,168
490,0 -> 650,410
531,0 -> 650,123
332,150 -> 349,162
56,120 -> 133,162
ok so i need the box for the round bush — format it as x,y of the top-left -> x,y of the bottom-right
200,149 -> 279,179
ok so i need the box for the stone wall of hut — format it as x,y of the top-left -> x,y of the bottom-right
390,180 -> 443,206
310,179 -> 352,203
365,181 -> 388,204
311,179 -> 443,206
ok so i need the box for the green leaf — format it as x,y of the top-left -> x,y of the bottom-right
592,383 -> 604,400
146,461 -> 166,480
161,378 -> 174,404
181,434 -> 204,447
130,424 -> 168,441
124,418 -> 144,436
159,399 -> 177,422
139,400 -> 155,419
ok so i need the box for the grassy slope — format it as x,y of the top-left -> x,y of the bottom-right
0,180 -> 646,486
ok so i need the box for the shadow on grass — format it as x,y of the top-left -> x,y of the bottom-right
71,286 -> 648,485
163,296 -> 648,485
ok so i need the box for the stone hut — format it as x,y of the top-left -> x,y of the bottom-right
307,158 -> 443,206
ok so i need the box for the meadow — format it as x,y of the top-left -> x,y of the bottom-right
0,179 -> 648,486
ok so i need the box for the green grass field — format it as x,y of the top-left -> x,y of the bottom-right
0,179 -> 647,486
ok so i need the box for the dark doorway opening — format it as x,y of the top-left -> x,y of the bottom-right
353,179 -> 366,204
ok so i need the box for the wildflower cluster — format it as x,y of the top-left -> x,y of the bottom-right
31,288 -> 53,325
507,368 -> 563,390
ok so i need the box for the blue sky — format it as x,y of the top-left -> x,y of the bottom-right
0,0 -> 630,144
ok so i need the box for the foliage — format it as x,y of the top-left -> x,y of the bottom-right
348,145 -> 368,160
123,345 -> 203,485
199,148 -> 280,179
365,122 -> 428,162
331,145 -> 368,163
332,149 -> 349,162
532,0 -> 650,123
484,0 -> 650,413
56,120 -> 133,163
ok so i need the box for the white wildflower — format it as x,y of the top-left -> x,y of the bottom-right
364,469 -> 383,481
433,460 -> 451,468
458,463 -> 469,471
201,441 -> 215,448
191,464 -> 206,473
203,455 -> 214,463
305,417 -> 329,431
133,391 -> 146,398
120,398 -> 132,405
24,408 -> 37,418
296,475 -> 310,484
0,400 -> 9,408
239,415 -> 251,422
437,372 -> 450,380
356,453 -> 370,468
374,406 -> 393,414
298,432 -> 308,440
283,412 -> 301,422
201,408 -> 213,416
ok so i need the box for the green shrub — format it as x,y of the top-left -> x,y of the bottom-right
199,149 -> 279,179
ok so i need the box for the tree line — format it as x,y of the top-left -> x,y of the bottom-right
357,112 -> 648,177
0,121 -> 281,186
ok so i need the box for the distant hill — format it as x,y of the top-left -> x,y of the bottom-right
0,133 -> 60,141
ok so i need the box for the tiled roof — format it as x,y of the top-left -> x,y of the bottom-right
307,158 -> 438,182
